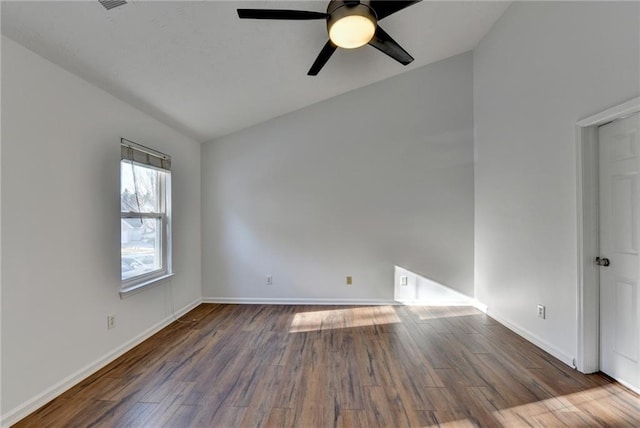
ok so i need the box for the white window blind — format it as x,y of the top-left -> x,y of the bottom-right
121,138 -> 171,171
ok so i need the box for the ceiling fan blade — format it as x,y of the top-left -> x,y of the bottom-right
308,41 -> 338,76
368,26 -> 414,65
237,9 -> 328,20
370,1 -> 421,20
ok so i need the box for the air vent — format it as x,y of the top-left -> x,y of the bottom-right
99,0 -> 127,10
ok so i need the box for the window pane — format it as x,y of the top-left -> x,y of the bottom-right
120,161 -> 160,213
121,217 -> 162,280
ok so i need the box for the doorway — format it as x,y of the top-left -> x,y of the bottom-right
577,97 -> 640,393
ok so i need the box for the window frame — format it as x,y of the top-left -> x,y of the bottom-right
120,139 -> 173,296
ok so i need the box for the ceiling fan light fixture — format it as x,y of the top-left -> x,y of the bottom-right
237,0 -> 419,75
327,3 -> 377,49
329,15 -> 376,48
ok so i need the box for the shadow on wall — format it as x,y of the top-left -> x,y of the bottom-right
394,265 -> 479,306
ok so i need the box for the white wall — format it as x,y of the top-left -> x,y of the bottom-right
1,36 -> 202,421
202,52 -> 474,303
474,2 -> 640,364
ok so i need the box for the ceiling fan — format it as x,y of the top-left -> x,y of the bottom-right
237,0 -> 421,75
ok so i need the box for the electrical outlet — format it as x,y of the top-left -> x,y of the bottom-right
400,276 -> 408,286
346,276 -> 352,286
537,304 -> 545,319
107,314 -> 116,330
266,275 -> 273,285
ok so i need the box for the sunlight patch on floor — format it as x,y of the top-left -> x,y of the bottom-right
289,306 -> 401,333
417,384 -> 637,427
489,384 -> 637,426
408,305 -> 482,321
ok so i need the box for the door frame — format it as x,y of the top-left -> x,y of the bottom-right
576,96 -> 640,373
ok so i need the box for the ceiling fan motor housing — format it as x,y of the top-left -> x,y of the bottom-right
327,0 -> 378,49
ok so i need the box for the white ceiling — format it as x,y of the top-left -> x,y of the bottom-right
1,1 -> 510,142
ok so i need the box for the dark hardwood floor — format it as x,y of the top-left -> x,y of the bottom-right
14,304 -> 640,427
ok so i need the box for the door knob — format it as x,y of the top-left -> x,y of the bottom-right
595,257 -> 610,267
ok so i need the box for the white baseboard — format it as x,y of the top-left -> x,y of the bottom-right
1,297 -> 202,428
202,297 -> 398,306
484,306 -> 575,369
473,301 -> 489,313
615,377 -> 640,396
395,299 -> 488,312
202,297 -> 489,313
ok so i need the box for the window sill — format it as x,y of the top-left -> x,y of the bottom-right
120,273 -> 175,298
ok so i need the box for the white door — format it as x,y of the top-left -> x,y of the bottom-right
599,112 -> 640,391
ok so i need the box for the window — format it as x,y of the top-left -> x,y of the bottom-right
120,139 -> 172,294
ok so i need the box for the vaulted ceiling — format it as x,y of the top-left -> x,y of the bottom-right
1,1 -> 510,142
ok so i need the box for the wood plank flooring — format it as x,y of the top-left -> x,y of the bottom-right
14,304 -> 640,427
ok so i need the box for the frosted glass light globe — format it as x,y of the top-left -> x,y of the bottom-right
329,15 -> 376,49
